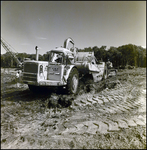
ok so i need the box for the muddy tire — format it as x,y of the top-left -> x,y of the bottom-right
66,68 -> 79,94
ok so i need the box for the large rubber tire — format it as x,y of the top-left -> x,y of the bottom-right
66,68 -> 79,94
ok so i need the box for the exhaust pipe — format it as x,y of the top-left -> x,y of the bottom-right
35,46 -> 39,61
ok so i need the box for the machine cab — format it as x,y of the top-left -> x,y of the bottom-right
49,51 -> 65,64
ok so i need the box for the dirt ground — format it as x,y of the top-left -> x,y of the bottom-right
1,67 -> 146,149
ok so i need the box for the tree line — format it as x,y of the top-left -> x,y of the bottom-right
78,44 -> 146,68
1,44 -> 146,68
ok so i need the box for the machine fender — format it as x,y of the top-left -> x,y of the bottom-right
63,65 -> 78,81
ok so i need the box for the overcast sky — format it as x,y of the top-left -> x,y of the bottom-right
1,1 -> 146,55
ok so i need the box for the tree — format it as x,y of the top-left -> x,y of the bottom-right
43,52 -> 49,61
107,47 -> 122,68
92,46 -> 107,62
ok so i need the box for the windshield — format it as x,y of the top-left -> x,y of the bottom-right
49,51 -> 65,64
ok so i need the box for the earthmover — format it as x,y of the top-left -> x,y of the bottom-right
22,37 -> 108,94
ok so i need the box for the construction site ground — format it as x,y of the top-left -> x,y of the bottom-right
1,67 -> 146,149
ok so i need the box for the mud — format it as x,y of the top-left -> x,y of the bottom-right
1,67 -> 146,149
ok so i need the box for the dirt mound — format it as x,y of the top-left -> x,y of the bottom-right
44,94 -> 75,108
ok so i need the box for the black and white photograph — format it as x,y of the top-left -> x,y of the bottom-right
1,1 -> 146,149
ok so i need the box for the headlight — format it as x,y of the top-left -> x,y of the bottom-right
40,65 -> 43,73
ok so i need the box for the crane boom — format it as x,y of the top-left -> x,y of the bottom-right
1,37 -> 22,67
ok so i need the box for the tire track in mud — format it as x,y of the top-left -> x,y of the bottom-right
58,80 -> 146,136
53,72 -> 146,135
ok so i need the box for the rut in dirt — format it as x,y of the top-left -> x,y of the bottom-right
2,74 -> 118,109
